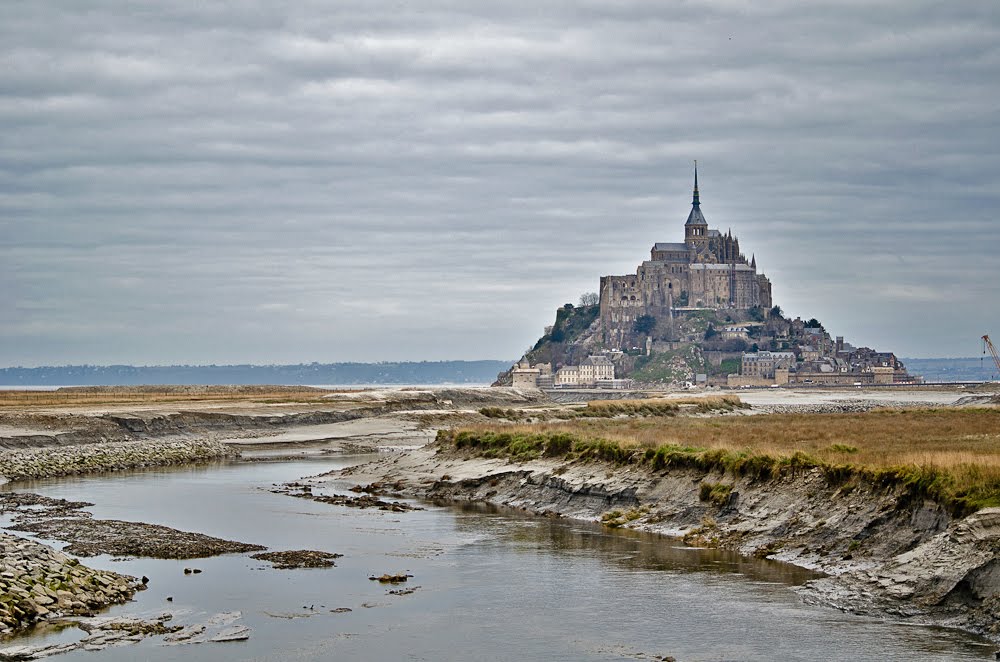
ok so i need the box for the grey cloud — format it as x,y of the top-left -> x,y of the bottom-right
2,1 -> 998,365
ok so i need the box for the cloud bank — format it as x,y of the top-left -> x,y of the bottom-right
2,1 -> 998,364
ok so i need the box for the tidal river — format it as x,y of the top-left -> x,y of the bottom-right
2,454 -> 994,661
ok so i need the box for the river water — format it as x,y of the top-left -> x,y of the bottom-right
2,455 -> 995,661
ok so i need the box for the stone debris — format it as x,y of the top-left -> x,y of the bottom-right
250,550 -> 342,569
0,439 -> 237,483
0,610 -> 254,656
161,611 -> 247,646
274,483 -> 422,512
0,532 -> 138,637
752,399 -> 934,415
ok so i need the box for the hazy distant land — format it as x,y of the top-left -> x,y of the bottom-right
0,361 -> 513,387
901,357 -> 998,383
0,357 -> 994,387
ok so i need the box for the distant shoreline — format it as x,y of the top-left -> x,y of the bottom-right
0,360 -> 514,387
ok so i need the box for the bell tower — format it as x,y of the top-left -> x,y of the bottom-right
684,161 -> 709,245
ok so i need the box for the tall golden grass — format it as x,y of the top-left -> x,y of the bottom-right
447,408 -> 1000,512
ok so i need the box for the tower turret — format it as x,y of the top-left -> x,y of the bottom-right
684,161 -> 709,244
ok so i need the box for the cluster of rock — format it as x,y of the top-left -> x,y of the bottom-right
274,482 -> 422,512
0,532 -> 138,636
250,550 -> 343,569
0,439 -> 237,482
753,399 -> 934,415
0,611 -> 251,658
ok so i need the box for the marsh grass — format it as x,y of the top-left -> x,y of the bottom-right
440,408 -> 1000,514
0,385 -> 347,409
478,396 -> 745,421
578,395 -> 747,418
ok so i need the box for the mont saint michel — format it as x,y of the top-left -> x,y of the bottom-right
600,164 -> 772,347
504,166 -> 916,391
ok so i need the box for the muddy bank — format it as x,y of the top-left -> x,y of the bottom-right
1,492 -> 265,560
0,386 -> 553,484
327,441 -> 1000,642
0,532 -> 138,637
0,387 -> 548,451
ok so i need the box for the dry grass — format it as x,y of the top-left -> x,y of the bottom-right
443,407 -> 1000,513
0,385 -> 343,409
477,408 -> 1000,470
581,395 -> 747,417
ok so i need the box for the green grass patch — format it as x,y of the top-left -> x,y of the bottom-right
699,482 -> 734,506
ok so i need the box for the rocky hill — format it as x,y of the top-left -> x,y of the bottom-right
498,299 -> 913,389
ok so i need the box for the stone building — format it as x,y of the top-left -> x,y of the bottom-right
555,365 -> 580,386
554,356 -> 615,387
511,358 -> 552,389
741,351 -> 796,379
600,165 -> 772,347
579,355 -> 614,383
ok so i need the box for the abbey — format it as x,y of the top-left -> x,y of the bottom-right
600,166 -> 772,346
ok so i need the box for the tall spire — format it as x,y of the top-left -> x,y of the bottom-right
692,160 -> 700,207
685,160 -> 708,230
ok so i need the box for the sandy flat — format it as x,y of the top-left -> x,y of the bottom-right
218,415 -> 433,447
733,387 -> 967,407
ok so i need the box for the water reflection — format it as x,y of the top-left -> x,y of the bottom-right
448,501 -> 821,586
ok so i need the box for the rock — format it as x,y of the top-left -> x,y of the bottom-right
368,573 -> 412,584
0,532 -> 138,635
210,625 -> 251,642
250,550 -> 343,569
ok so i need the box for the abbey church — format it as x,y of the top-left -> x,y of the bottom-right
600,166 -> 772,346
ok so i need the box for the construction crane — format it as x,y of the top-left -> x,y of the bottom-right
984,335 -> 1000,379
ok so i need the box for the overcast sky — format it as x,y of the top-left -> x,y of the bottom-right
2,1 -> 998,366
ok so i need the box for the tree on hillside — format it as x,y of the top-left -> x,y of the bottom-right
806,318 -> 824,330
633,314 -> 656,335
770,305 -> 783,319
578,292 -> 599,306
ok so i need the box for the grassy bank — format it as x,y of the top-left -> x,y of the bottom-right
438,408 -> 1000,515
479,395 -> 747,420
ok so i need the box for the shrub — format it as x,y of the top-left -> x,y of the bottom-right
699,482 -> 733,506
